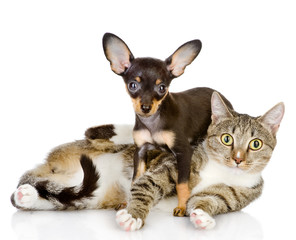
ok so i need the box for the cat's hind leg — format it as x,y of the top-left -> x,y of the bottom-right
11,154 -> 100,210
11,184 -> 55,210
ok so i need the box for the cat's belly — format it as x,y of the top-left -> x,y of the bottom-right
90,152 -> 132,206
192,159 -> 262,194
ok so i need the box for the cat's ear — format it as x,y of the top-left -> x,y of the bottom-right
211,92 -> 233,125
103,33 -> 134,75
258,102 -> 285,136
165,40 -> 202,78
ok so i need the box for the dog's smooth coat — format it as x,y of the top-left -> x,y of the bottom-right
101,33 -> 233,216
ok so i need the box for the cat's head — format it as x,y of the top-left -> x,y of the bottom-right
206,92 -> 285,174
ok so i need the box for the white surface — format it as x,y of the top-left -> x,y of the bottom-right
1,0 -> 296,239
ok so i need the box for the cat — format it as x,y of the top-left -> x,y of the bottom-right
11,125 -> 136,211
11,92 -> 284,231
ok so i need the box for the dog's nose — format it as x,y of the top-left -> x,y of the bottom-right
141,104 -> 151,113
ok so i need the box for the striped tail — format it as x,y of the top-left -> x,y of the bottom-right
35,154 -> 100,208
85,124 -> 134,145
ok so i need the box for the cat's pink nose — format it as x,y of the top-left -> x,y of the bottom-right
233,150 -> 245,165
234,157 -> 244,165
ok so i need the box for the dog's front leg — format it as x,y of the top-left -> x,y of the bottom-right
132,127 -> 154,182
171,141 -> 193,217
132,143 -> 156,182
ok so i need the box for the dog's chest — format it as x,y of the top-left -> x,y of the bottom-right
134,115 -> 175,148
133,128 -> 175,148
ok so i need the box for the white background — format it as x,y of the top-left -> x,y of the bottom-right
0,0 -> 295,239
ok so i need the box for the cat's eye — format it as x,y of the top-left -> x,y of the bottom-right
221,134 -> 233,146
249,139 -> 263,151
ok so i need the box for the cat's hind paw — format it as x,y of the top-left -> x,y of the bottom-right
116,209 -> 143,231
190,209 -> 216,230
11,184 -> 38,209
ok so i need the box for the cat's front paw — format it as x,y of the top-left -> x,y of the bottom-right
190,209 -> 216,230
116,209 -> 143,231
11,184 -> 38,209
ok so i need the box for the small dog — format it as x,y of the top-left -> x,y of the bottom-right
102,33 -> 232,216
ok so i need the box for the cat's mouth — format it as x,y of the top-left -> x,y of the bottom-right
228,165 -> 245,174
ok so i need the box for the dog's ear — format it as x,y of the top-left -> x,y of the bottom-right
103,33 -> 134,75
165,40 -> 202,78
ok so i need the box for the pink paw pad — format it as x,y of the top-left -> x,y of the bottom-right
195,219 -> 202,225
17,190 -> 23,201
190,209 -> 216,230
116,209 -> 143,231
125,224 -> 131,232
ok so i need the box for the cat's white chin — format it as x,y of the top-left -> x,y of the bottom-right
228,166 -> 245,175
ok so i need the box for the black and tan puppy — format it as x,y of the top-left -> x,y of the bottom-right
101,33 -> 232,216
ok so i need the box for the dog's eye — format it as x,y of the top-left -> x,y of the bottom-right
158,84 -> 166,94
128,81 -> 138,92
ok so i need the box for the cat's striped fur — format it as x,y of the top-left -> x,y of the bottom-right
11,127 -> 135,211
11,93 -> 284,231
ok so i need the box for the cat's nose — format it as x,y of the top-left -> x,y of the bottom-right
234,157 -> 244,165
233,150 -> 245,165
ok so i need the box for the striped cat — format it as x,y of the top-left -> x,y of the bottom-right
11,92 -> 284,231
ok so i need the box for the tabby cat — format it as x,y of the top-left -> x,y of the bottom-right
11,92 -> 284,231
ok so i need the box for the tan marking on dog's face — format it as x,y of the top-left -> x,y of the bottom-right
149,98 -> 161,116
133,129 -> 153,147
128,88 -> 169,117
155,79 -> 162,85
153,130 -> 175,148
135,76 -> 141,82
143,90 -> 169,117
130,97 -> 142,115
130,97 -> 161,116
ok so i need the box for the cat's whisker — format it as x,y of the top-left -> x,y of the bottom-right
245,162 -> 267,173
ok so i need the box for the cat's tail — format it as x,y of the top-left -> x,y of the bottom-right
11,155 -> 100,210
85,124 -> 134,145
36,154 -> 100,206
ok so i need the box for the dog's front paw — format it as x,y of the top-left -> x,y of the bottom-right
190,209 -> 216,230
11,184 -> 38,209
116,209 -> 143,231
114,202 -> 127,211
173,206 -> 186,217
